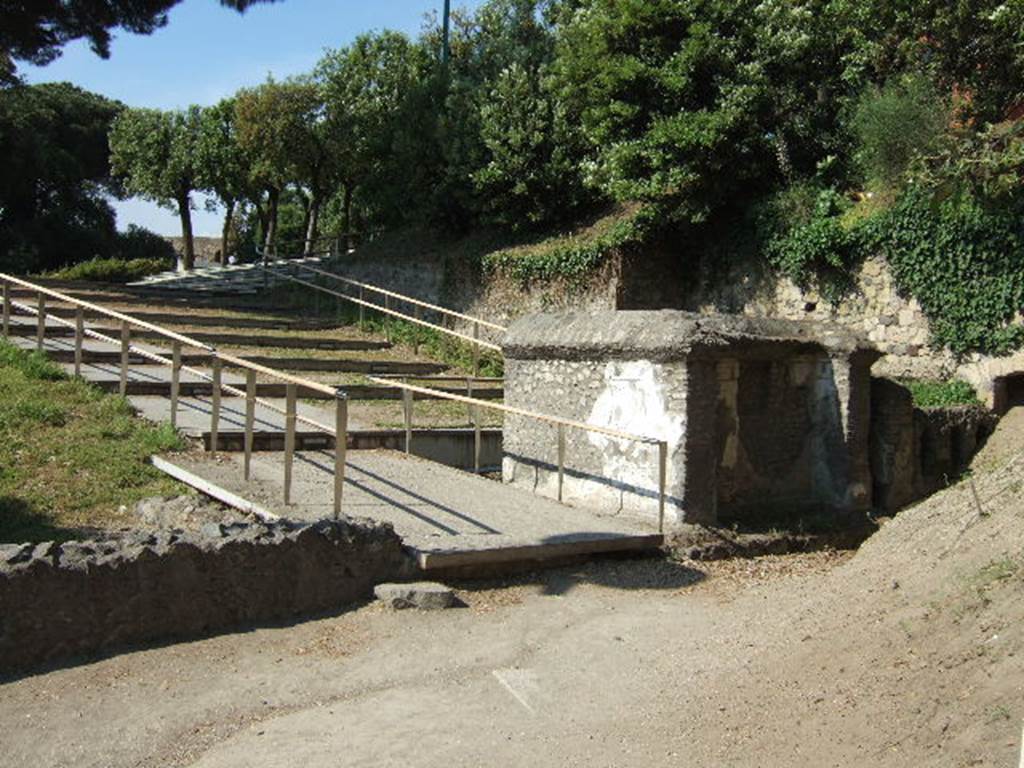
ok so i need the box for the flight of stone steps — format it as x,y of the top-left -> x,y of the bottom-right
5,279 -> 502,463
128,256 -> 326,295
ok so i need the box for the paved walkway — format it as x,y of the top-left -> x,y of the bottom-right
162,449 -> 661,570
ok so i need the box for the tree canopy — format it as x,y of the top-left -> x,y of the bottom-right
1,0 -> 279,83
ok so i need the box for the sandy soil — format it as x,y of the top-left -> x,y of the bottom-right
3,414 -> 1023,768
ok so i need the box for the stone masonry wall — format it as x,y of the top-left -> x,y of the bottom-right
869,378 -> 997,513
680,255 -> 958,380
0,519 -> 409,673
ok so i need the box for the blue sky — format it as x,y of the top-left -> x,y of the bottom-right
22,0 -> 484,236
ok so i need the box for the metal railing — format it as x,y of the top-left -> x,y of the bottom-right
0,273 -> 350,518
259,257 -> 505,375
368,376 -> 669,532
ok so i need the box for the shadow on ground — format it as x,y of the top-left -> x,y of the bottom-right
452,554 -> 707,599
0,496 -> 93,545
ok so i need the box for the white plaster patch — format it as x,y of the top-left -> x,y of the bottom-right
587,361 -> 685,491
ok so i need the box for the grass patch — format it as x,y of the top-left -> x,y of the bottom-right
46,256 -> 172,284
900,378 -> 981,408
0,339 -> 184,544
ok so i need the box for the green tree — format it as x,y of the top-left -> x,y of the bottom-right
0,82 -> 123,272
109,106 -> 203,270
195,98 -> 250,263
2,0 -> 278,83
234,78 -> 317,254
317,31 -> 431,232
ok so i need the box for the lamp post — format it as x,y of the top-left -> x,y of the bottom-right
442,0 -> 451,64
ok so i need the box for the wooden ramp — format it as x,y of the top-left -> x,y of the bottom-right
155,450 -> 663,574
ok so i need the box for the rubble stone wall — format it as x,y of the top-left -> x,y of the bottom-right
0,519 -> 409,673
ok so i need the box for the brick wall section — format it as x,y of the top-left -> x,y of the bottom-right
0,519 -> 409,673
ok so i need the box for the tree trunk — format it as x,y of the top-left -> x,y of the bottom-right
264,188 -> 279,257
343,184 -> 354,253
220,199 -> 235,265
304,192 -> 320,257
177,192 -> 195,272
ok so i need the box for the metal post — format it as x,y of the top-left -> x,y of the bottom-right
413,305 -> 421,355
334,391 -> 348,520
72,309 -> 84,376
283,383 -> 297,504
36,294 -> 46,351
472,321 -> 480,377
119,321 -> 130,396
402,384 -> 413,455
244,369 -> 256,480
466,378 -> 474,426
557,424 -> 566,502
170,343 -> 181,428
209,358 -> 222,454
658,441 -> 668,534
1,281 -> 9,339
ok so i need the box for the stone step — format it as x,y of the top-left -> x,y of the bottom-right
200,427 -> 503,471
37,347 -> 447,375
89,376 -> 503,401
5,322 -> 390,352
37,304 -> 340,332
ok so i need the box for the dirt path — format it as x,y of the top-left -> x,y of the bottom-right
4,417 -> 1024,768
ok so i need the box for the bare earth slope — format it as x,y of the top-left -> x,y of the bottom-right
2,413 -> 1022,767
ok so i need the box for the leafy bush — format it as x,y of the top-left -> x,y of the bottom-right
48,256 -> 172,283
900,379 -> 981,408
112,225 -> 177,263
851,75 -> 949,191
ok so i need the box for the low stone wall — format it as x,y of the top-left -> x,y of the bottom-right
0,519 -> 409,673
870,378 -> 997,513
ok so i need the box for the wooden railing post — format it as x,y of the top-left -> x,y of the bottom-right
334,390 -> 348,521
36,293 -> 46,351
244,369 -> 256,480
384,294 -> 391,344
209,358 -> 222,454
119,321 -> 130,396
658,441 -> 668,533
403,382 -> 413,454
472,321 -> 480,377
557,424 -> 566,502
283,383 -> 297,504
170,342 -> 181,428
1,281 -> 9,339
473,397 -> 482,475
358,286 -> 365,329
73,308 -> 84,377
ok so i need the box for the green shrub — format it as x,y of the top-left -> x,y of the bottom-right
851,74 -> 949,191
482,205 -> 659,287
47,256 -> 172,283
112,225 -> 178,263
900,379 -> 981,408
762,187 -> 863,304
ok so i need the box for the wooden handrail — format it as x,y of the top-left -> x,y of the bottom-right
264,265 -> 504,352
367,376 -> 660,445
289,261 -> 508,333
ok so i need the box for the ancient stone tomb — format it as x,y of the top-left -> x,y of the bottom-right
501,311 -> 880,528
